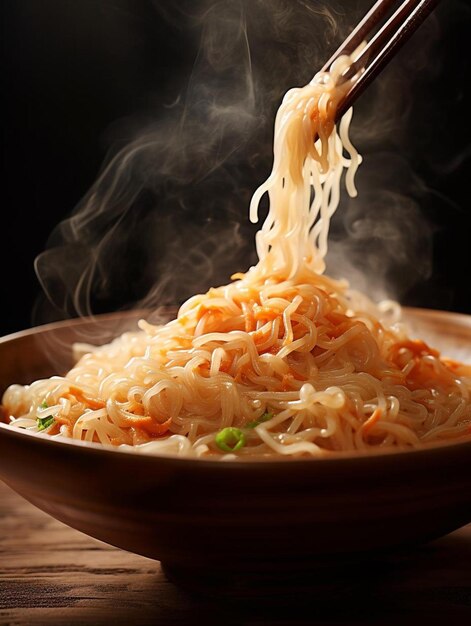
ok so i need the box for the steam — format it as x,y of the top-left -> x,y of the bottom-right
327,154 -> 433,301
33,0 -> 444,333
326,3 -> 441,302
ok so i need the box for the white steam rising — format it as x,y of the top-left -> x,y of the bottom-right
33,0 -> 441,338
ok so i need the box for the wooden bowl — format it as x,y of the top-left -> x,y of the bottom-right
0,308 -> 470,591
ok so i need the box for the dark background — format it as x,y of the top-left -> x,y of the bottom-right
2,0 -> 470,337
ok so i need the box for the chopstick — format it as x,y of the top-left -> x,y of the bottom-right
323,0 -> 442,120
321,0 -> 399,71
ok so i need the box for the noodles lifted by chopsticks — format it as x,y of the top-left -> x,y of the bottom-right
3,47 -> 471,458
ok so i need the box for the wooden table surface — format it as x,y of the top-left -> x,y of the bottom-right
1,480 -> 470,625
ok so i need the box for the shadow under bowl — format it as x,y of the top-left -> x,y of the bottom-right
0,308 -> 470,591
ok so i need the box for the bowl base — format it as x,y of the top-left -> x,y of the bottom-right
161,552 -> 401,599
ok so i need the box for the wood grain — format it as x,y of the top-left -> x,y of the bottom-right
1,480 -> 470,625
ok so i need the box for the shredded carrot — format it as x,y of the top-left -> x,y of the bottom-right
241,301 -> 256,333
390,339 -> 439,363
387,340 -> 451,391
258,343 -> 280,356
52,414 -> 72,427
109,436 -> 126,446
124,415 -> 172,437
129,402 -> 145,416
253,307 -> 280,322
197,361 -> 210,376
68,386 -> 106,410
361,408 -> 382,436
196,303 -> 224,321
251,327 -> 270,345
405,361 -> 453,391
219,357 -> 234,374
47,422 -> 61,436
245,316 -> 256,333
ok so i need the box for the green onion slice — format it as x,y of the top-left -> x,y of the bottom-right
246,411 -> 273,429
37,415 -> 55,431
215,427 -> 246,452
40,400 -> 48,409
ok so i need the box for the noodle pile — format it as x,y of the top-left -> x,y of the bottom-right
3,49 -> 471,458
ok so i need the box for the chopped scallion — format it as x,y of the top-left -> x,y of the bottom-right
40,400 -> 48,409
246,411 -> 273,429
215,427 -> 246,452
37,415 -> 55,431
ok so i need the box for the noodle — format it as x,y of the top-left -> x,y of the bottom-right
3,47 -> 471,458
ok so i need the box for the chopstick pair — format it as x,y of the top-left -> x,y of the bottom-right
322,0 -> 442,120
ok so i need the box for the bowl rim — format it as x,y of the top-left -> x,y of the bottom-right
1,306 -> 471,469
0,308 -> 153,345
1,420 -> 471,469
